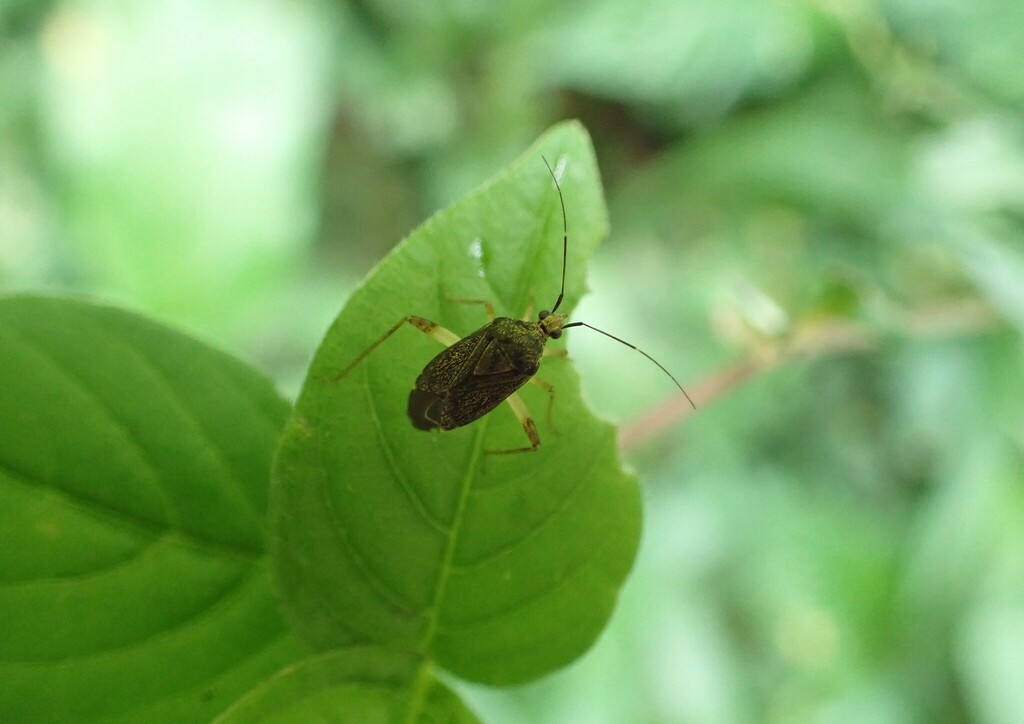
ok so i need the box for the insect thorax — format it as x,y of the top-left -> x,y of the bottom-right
477,317 -> 542,375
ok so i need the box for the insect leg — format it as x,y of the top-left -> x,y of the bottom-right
332,316 -> 459,381
442,294 -> 495,322
485,392 -> 541,455
529,376 -> 558,434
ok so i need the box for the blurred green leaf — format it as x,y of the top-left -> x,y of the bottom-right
216,646 -> 479,724
652,81 -> 911,225
0,295 -> 305,722
542,0 -> 822,123
957,542 -> 1024,724
42,1 -> 333,334
923,217 -> 1024,335
271,122 -> 641,685
884,0 -> 1024,105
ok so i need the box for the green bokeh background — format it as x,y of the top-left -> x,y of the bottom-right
3,1 -> 1023,722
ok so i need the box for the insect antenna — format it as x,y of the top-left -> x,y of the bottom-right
541,156 -> 695,410
562,321 -> 697,409
541,155 -> 568,315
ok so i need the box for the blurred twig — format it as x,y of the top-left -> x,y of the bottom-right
618,299 -> 1000,453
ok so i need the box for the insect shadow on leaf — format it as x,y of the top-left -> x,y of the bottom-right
332,156 -> 696,454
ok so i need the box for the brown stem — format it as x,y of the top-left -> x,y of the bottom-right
618,300 -> 999,453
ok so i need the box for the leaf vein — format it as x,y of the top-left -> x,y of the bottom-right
1,563 -> 259,664
436,543 -> 614,631
1,321 -> 264,555
416,425 -> 488,651
321,455 -> 423,618
451,430 -> 611,571
362,364 -> 449,535
83,313 -> 265,534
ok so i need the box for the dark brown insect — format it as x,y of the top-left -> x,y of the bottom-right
334,157 -> 694,453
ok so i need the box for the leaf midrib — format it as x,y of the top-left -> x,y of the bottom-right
400,150 -> 579,652
416,422 -> 489,653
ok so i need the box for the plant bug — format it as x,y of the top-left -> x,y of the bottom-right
333,156 -> 695,453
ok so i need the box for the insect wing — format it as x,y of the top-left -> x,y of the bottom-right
408,321 -> 537,431
437,374 -> 531,429
414,326 -> 490,393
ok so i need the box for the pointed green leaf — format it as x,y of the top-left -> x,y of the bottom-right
270,122 -> 641,684
216,646 -> 479,724
0,296 -> 305,722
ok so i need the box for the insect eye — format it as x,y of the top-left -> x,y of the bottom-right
539,310 -> 550,320
550,329 -> 562,339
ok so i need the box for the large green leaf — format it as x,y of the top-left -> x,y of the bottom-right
216,646 -> 479,723
0,296 -> 305,722
270,121 -> 641,685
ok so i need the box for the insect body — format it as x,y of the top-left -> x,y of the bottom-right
409,315 -> 556,432
333,157 -> 694,454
